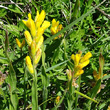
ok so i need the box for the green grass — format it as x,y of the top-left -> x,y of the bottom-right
0,0 -> 110,109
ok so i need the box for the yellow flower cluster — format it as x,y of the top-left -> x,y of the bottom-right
71,51 -> 92,78
51,19 -> 62,39
22,10 -> 50,74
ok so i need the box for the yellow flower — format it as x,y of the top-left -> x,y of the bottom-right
35,10 -> 46,28
74,69 -> 84,77
22,13 -> 36,37
16,38 -> 25,49
35,21 -> 50,41
34,48 -> 42,65
71,51 -> 92,77
36,36 -> 44,51
35,28 -> 44,42
77,60 -> 90,70
23,10 -> 50,41
42,20 -> 50,30
55,96 -> 60,105
24,30 -> 32,46
31,39 -> 37,59
51,19 -> 62,39
80,52 -> 92,63
26,56 -> 34,74
16,38 -> 21,48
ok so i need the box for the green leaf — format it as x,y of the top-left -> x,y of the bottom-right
37,60 -> 68,76
41,66 -> 49,109
8,5 -> 22,14
73,0 -> 80,18
57,76 -> 67,81
75,90 -> 98,103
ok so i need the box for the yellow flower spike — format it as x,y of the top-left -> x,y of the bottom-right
24,30 -> 32,46
22,13 -> 36,37
26,56 -> 34,74
34,48 -> 42,65
16,38 -> 21,48
80,52 -> 92,63
41,21 -> 50,30
36,36 -> 44,51
35,10 -> 46,28
74,69 -> 84,77
31,40 -> 37,59
77,60 -> 90,69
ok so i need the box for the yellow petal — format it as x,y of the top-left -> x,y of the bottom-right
42,20 -> 50,30
52,19 -> 56,27
16,38 -> 21,48
36,27 -> 44,41
80,52 -> 92,63
26,56 -> 34,74
51,27 -> 57,35
74,69 -> 84,77
36,36 -> 44,51
35,10 -> 39,22
77,60 -> 90,69
24,31 -> 32,46
71,54 -> 75,61
58,24 -> 62,31
56,21 -> 59,27
74,54 -> 81,66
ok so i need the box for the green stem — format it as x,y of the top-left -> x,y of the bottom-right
32,66 -> 38,110
75,75 -> 81,108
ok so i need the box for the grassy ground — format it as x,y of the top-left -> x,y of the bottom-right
0,0 -> 110,109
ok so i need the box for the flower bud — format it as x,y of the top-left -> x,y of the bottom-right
34,48 -> 42,65
31,40 -> 37,59
16,38 -> 21,48
36,36 -> 44,51
26,56 -> 34,74
24,31 -> 32,46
